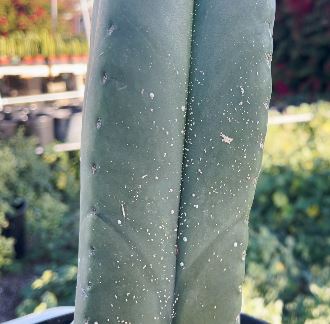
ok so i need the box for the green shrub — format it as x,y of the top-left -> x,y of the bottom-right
0,144 -> 20,271
7,102 -> 330,322
0,212 -> 14,270
242,277 -> 283,324
0,132 -> 80,269
16,264 -> 77,316
244,102 -> 330,322
0,1 -> 78,36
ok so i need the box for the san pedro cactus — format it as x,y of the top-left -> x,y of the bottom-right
75,1 -> 275,323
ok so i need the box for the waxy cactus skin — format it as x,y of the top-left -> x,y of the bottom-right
75,1 -> 275,323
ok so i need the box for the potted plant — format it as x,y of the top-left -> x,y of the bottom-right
33,52 -> 46,65
40,30 -> 56,65
55,34 -> 69,64
0,36 -> 10,65
22,38 -> 33,65
7,36 -> 20,65
79,40 -> 89,63
11,31 -> 25,64
47,38 -> 57,65
68,39 -> 82,63
6,37 -> 15,65
32,42 -> 45,65
27,33 -> 45,64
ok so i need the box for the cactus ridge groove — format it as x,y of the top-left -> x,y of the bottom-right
172,0 -> 196,319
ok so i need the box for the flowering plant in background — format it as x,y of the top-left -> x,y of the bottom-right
0,0 -> 81,37
272,0 -> 330,103
0,0 -> 50,35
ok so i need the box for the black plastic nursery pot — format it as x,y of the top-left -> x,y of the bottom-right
3,308 -> 268,324
53,105 -> 82,143
0,117 -> 17,139
3,198 -> 27,259
0,104 -> 83,144
27,113 -> 55,146
53,108 -> 72,142
0,108 -> 18,139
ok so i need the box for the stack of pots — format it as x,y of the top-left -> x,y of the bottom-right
0,104 -> 83,146
53,105 -> 83,143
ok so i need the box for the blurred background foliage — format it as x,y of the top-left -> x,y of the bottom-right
0,0 -> 80,37
1,0 -> 329,102
0,132 -> 80,271
0,0 -> 52,35
0,102 -> 329,323
243,102 -> 330,323
272,0 -> 330,104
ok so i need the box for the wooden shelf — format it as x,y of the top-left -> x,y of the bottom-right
0,90 -> 84,106
0,63 -> 87,78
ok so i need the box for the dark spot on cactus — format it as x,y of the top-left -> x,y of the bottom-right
101,71 -> 109,85
81,288 -> 88,298
107,23 -> 118,36
89,246 -> 96,257
96,117 -> 102,129
91,163 -> 97,174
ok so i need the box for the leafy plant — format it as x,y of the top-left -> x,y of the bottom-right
0,0 -> 50,35
40,30 -> 55,58
0,145 -> 21,271
0,36 -> 7,57
0,132 -> 80,269
242,278 -> 283,324
0,0 -> 78,36
0,30 -> 89,61
0,206 -> 14,271
245,102 -> 330,323
16,264 -> 77,317
54,34 -> 66,57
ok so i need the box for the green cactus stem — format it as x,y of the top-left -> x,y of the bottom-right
75,1 -> 275,323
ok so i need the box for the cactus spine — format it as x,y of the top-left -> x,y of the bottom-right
75,1 -> 275,323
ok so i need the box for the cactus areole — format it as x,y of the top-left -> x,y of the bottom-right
75,1 -> 275,323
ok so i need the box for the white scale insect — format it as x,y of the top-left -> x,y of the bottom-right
220,132 -> 234,144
